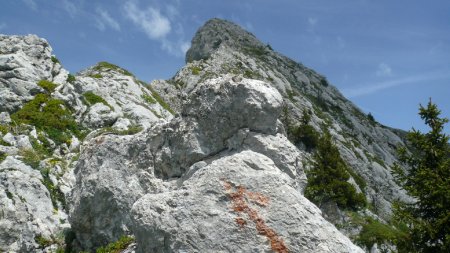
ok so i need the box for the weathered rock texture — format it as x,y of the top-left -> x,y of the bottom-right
0,18 -> 413,253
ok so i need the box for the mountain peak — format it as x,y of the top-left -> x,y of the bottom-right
185,18 -> 264,63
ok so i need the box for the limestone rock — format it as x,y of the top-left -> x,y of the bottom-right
132,151 -> 363,253
0,157 -> 67,252
0,35 -> 60,112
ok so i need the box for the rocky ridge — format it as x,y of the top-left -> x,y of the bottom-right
0,19 -> 410,253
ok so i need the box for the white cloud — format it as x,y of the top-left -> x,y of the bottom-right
124,1 -> 171,39
22,0 -> 37,10
62,0 -> 78,18
343,71 -> 450,98
96,8 -> 121,31
376,63 -> 392,77
161,39 -> 190,57
308,17 -> 318,26
123,0 -> 188,56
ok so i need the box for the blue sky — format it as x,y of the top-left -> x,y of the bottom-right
1,0 -> 449,134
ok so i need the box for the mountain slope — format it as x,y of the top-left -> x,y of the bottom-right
0,19 -> 411,252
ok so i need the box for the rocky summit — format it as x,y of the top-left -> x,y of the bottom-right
0,19 -> 411,252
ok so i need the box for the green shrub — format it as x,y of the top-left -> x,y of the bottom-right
96,235 -> 135,253
190,66 -> 202,75
94,62 -> 134,77
357,217 -> 403,249
0,124 -> 8,134
0,152 -> 7,162
66,74 -> 76,83
83,91 -> 112,110
304,132 -> 367,210
320,77 -> 329,87
146,86 -> 175,115
35,235 -> 53,248
51,56 -> 60,64
41,167 -> 66,210
90,73 -> 103,79
37,80 -> 58,93
289,110 -> 319,151
11,94 -> 81,144
97,125 -> 143,136
19,148 -> 45,169
141,94 -> 156,104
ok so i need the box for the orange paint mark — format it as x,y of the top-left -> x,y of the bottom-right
235,217 -> 247,228
222,181 -> 288,253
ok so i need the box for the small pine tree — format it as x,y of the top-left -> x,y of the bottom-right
305,132 -> 366,210
392,100 -> 450,252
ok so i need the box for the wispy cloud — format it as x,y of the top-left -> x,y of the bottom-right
308,17 -> 318,26
376,63 -> 392,77
124,1 -> 171,39
343,71 -> 450,98
61,0 -> 78,18
123,0 -> 189,56
96,8 -> 121,31
22,0 -> 37,10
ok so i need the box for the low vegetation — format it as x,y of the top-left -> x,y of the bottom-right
146,85 -> 175,115
95,235 -> 135,253
83,91 -> 113,110
37,80 -> 58,93
93,61 -> 133,77
141,94 -> 156,104
50,56 -> 60,64
11,94 -> 81,145
41,167 -> 66,210
66,74 -> 76,83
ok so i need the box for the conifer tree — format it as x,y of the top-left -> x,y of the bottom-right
305,132 -> 366,210
392,100 -> 450,252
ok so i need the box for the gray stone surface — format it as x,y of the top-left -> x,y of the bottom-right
132,151 -> 363,253
0,157 -> 68,252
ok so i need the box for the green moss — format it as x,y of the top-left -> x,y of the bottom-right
51,56 -> 60,64
83,91 -> 112,110
90,73 -> 103,79
11,94 -> 81,145
146,86 -> 175,115
66,74 -> 76,83
141,94 -> 156,104
37,80 -> 58,93
94,62 -> 134,77
95,235 -> 135,253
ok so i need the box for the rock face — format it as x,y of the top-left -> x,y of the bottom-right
0,19 -> 414,253
0,157 -> 68,252
132,150 -> 362,253
69,76 -> 316,251
0,35 -> 64,112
